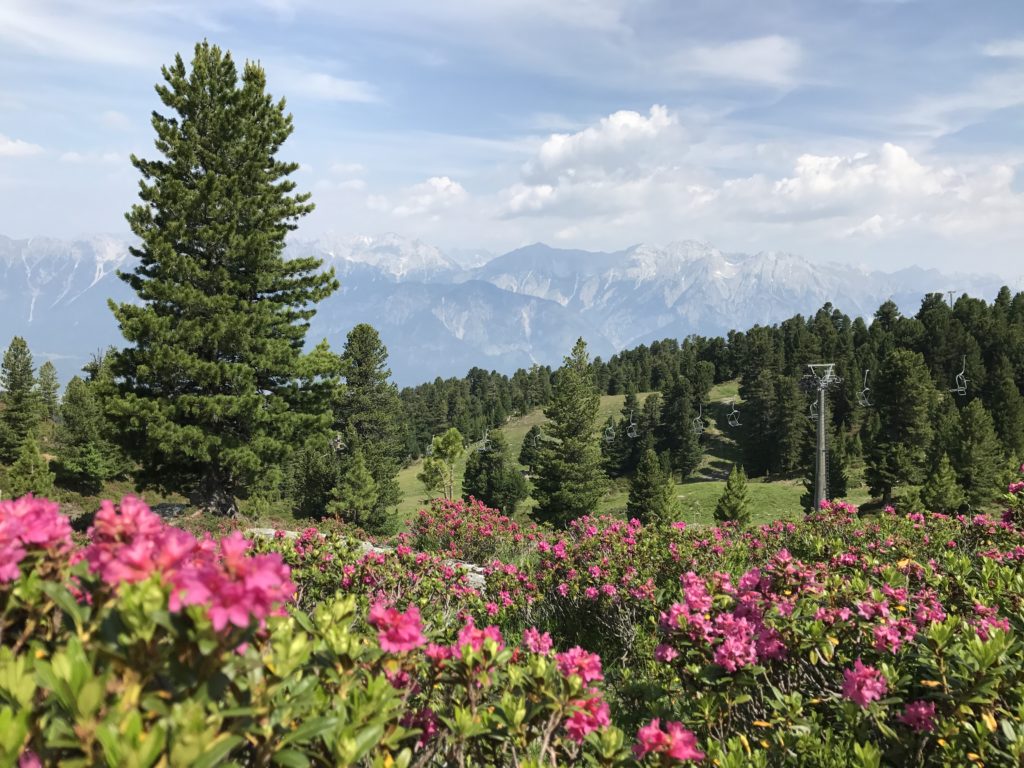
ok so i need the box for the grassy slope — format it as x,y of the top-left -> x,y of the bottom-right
396,382 -> 871,525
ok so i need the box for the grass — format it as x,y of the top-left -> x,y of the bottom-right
394,384 -> 873,526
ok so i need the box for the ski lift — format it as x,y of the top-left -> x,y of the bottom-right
858,369 -> 872,408
726,400 -> 741,428
691,403 -> 705,435
625,410 -> 639,439
329,433 -> 347,453
808,400 -> 818,421
603,424 -> 616,443
950,356 -> 969,397
477,429 -> 492,452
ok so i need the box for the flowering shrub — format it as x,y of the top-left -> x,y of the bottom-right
404,496 -> 546,563
2,468 -> 1024,766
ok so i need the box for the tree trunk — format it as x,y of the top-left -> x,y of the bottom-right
190,466 -> 239,516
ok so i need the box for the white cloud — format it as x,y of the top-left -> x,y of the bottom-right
392,176 -> 467,218
288,72 -> 379,103
0,133 -> 43,157
500,105 -> 1024,256
669,36 -> 802,87
60,150 -> 123,164
983,38 -> 1024,58
525,105 -> 683,183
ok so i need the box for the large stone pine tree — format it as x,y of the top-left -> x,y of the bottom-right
109,42 -> 338,513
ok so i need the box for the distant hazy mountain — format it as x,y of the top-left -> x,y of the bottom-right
0,233 -> 1012,385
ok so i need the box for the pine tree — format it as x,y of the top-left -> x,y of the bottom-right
418,427 -> 464,500
0,337 -> 40,463
952,399 -> 1003,507
739,369 -> 778,478
36,361 -> 60,423
655,379 -> 702,480
988,356 -> 1024,457
334,324 -> 405,515
107,42 -> 338,514
4,434 -> 54,498
532,338 -> 607,528
518,425 -> 543,473
55,376 -> 119,494
285,434 -> 340,519
328,447 -> 381,530
865,349 -> 937,504
462,430 -> 529,514
921,452 -> 966,514
714,464 -> 751,525
627,448 -> 677,525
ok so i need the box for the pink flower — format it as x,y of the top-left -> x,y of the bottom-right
0,495 -> 73,582
456,617 -> 504,653
654,643 -> 679,662
634,719 -> 705,762
564,692 -> 610,742
899,701 -> 936,733
367,602 -> 427,653
18,751 -> 42,768
842,659 -> 888,707
556,646 -> 604,683
523,627 -> 553,654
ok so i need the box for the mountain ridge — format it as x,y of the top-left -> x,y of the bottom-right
0,232 -> 1014,385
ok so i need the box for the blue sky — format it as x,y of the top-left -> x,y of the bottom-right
1,0 -> 1023,274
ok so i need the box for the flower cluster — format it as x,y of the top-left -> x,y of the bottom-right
0,495 -> 72,582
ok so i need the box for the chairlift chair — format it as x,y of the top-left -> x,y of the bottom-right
857,369 -> 872,408
625,410 -> 639,439
477,429 -> 491,452
603,425 -> 616,443
691,403 -> 705,435
726,400 -> 741,428
950,356 -> 969,397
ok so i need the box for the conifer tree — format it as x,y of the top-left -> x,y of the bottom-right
107,42 -> 338,513
988,356 -> 1024,457
4,434 -> 54,498
655,379 -> 701,480
55,376 -> 119,493
714,464 -> 751,525
0,337 -> 39,463
418,427 -> 464,500
334,324 -> 404,514
518,425 -> 543,474
627,448 -> 677,525
921,452 -> 966,514
285,434 -> 339,519
952,399 -> 1003,507
462,430 -> 529,514
865,349 -> 936,504
328,447 -> 380,530
739,369 -> 778,477
36,361 -> 60,423
532,338 -> 606,527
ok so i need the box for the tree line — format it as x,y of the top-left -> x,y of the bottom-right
2,41 -> 1023,532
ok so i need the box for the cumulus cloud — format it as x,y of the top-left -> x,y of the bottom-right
983,38 -> 1024,58
499,105 -> 1024,253
0,133 -> 43,157
669,36 -> 802,87
391,176 -> 467,218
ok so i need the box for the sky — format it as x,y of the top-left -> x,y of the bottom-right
1,0 -> 1023,275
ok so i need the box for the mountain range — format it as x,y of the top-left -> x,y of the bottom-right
0,233 -> 1014,386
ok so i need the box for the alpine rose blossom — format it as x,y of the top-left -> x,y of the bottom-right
899,701 -> 937,733
523,626 -> 553,654
634,719 -> 705,762
0,495 -> 73,582
563,692 -> 610,742
842,659 -> 888,707
367,602 -> 428,653
556,646 -> 604,683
